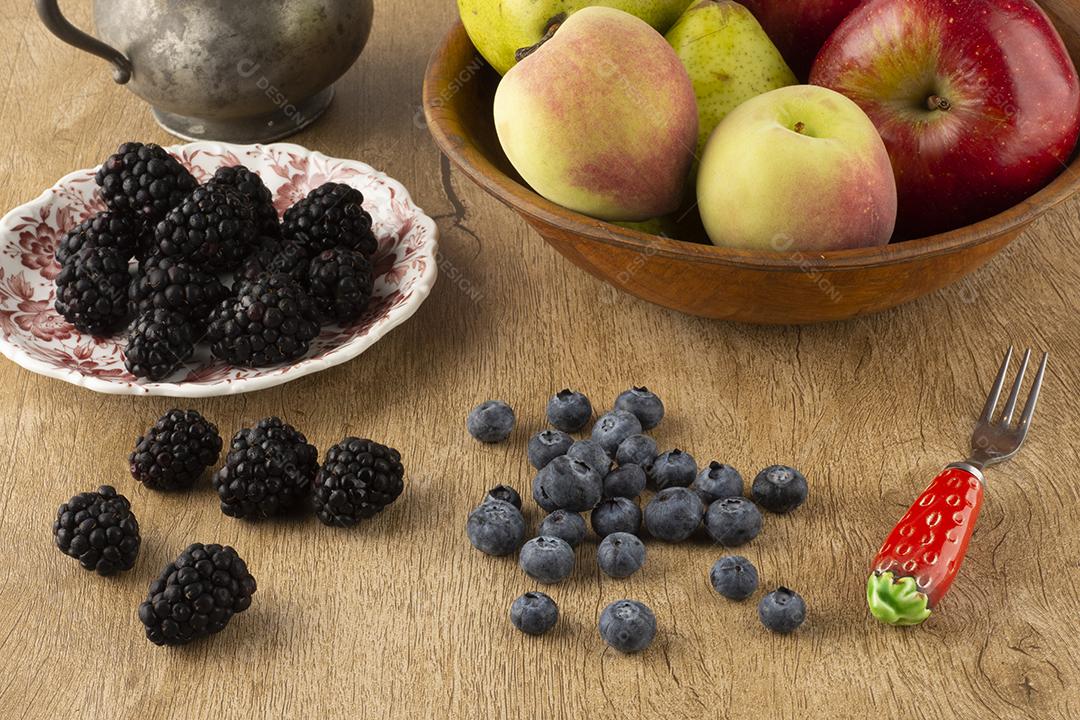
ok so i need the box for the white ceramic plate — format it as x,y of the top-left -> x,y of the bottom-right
0,142 -> 438,396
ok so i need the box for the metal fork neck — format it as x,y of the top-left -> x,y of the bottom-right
948,461 -> 986,486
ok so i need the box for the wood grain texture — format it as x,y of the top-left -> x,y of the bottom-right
0,2 -> 1078,719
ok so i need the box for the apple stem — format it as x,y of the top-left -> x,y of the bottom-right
927,95 -> 952,112
514,13 -> 566,62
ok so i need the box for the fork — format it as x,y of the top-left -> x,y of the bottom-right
865,347 -> 1049,626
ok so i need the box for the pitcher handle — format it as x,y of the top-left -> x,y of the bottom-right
34,0 -> 132,84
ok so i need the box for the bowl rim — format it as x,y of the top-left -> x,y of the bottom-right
423,21 -> 1080,273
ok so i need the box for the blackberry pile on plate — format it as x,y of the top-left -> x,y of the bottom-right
51,141 -> 381,382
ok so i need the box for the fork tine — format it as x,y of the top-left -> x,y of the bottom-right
999,348 -> 1031,426
1017,352 -> 1049,434
979,346 -> 1013,423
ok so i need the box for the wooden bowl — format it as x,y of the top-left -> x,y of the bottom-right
423,5 -> 1080,324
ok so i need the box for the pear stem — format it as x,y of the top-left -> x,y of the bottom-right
514,14 -> 566,62
927,95 -> 952,112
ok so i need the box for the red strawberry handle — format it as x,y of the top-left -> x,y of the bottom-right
866,464 -> 984,626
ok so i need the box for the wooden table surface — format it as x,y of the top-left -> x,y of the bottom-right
1,2 -> 1078,719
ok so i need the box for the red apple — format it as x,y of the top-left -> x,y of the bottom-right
740,0 -> 864,80
811,0 -> 1080,239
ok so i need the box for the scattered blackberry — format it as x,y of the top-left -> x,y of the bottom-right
238,236 -> 311,283
53,485 -> 140,576
123,309 -> 196,381
138,543 -> 256,646
54,246 -> 131,335
282,182 -> 377,256
307,248 -> 374,324
153,182 -> 258,271
205,273 -> 321,367
129,409 -> 223,491
212,417 -> 319,520
129,254 -> 230,324
95,142 -> 197,221
212,165 -> 280,237
55,211 -> 147,265
313,437 -> 405,527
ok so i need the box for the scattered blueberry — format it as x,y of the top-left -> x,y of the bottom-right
591,410 -> 643,456
591,497 -> 642,538
643,487 -> 704,542
566,439 -> 611,476
510,591 -> 559,635
603,464 -> 647,499
466,499 -> 525,556
597,532 -> 646,578
539,509 -> 587,548
532,456 -> 603,512
614,387 -> 664,430
485,484 -> 521,509
691,462 -> 744,504
527,429 -> 573,470
709,555 -> 759,600
615,434 -> 657,468
758,587 -> 806,633
649,449 -> 697,490
703,497 -> 762,547
599,599 -> 656,653
519,536 -> 575,584
752,465 -> 808,514
546,389 -> 592,433
466,400 -> 515,443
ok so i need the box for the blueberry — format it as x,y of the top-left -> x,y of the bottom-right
485,484 -> 521,509
591,410 -> 643,456
539,509 -> 587,548
532,456 -> 603,512
466,499 -> 525,556
643,487 -> 704,542
691,462 -> 744,504
648,449 -> 697,490
709,555 -> 758,600
751,465 -> 808,514
466,400 -> 515,443
597,532 -> 646,578
703,497 -> 762,547
591,497 -> 641,538
510,591 -> 559,635
519,536 -> 575,584
615,434 -> 657,468
546,389 -> 592,433
599,599 -> 656,653
614,386 -> 664,430
527,429 -> 573,470
603,464 -> 647,499
758,587 -> 806,633
566,439 -> 611,476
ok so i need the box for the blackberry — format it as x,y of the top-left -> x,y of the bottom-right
95,142 -> 197,221
153,182 -> 258,271
205,273 -> 321,367
238,236 -> 311,283
313,437 -> 405,527
129,254 -> 230,324
129,409 -> 223,491
54,246 -> 131,335
53,485 -> 140,576
212,165 -> 280,237
138,543 -> 256,646
282,182 -> 377,256
123,309 -> 196,381
307,248 -> 374,324
212,417 -> 319,520
56,211 -> 147,265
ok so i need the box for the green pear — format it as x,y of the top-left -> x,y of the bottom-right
459,0 -> 692,76
666,0 -> 796,159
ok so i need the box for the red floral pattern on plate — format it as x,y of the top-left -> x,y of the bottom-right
0,142 -> 438,397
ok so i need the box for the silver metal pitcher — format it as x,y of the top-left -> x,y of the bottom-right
35,0 -> 374,142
